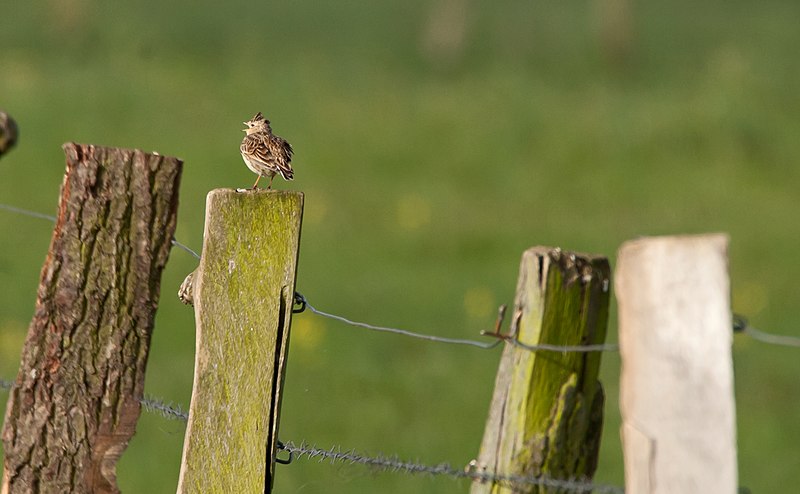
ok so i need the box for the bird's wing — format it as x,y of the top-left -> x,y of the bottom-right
241,134 -> 294,180
282,139 -> 294,159
240,134 -> 274,163
270,137 -> 295,180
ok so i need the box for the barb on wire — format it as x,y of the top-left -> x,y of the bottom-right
278,441 -> 623,493
140,395 -> 189,421
293,292 -> 620,353
734,314 -> 800,348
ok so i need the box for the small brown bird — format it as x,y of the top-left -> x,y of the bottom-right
240,112 -> 294,189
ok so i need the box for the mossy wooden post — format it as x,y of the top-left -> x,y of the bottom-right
471,247 -> 610,493
1,143 -> 182,493
176,189 -> 303,494
616,234 -> 736,494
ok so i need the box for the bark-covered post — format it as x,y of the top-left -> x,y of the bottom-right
471,247 -> 611,493
176,190 -> 303,494
1,143 -> 182,493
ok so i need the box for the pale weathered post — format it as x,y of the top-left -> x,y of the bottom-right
1,143 -> 182,493
176,189 -> 303,494
471,247 -> 611,493
616,234 -> 737,494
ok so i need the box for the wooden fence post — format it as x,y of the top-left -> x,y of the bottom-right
1,143 -> 182,494
176,190 -> 303,494
471,247 -> 611,493
615,234 -> 737,494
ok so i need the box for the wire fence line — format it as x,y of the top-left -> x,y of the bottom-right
734,314 -> 800,348
0,202 -> 788,492
295,292 -> 620,353
0,202 -> 622,354
278,441 -> 624,494
0,203 -> 57,222
3,201 -> 800,352
0,202 -> 202,260
0,379 -> 621,493
141,395 -> 190,421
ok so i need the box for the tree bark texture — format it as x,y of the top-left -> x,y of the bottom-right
1,143 -> 182,494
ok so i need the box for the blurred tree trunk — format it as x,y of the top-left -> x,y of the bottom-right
1,143 -> 182,494
0,111 -> 18,158
592,0 -> 635,66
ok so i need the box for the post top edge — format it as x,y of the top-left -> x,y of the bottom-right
522,246 -> 608,262
618,233 -> 730,254
207,188 -> 304,199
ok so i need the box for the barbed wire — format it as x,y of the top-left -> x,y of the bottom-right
278,441 -> 624,493
0,378 -> 621,493
0,380 -> 189,421
0,202 -> 781,493
141,395 -> 190,421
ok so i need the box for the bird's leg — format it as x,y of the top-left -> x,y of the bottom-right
251,175 -> 261,189
268,175 -> 274,190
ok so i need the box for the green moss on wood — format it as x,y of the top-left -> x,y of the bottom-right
472,248 -> 610,494
177,189 -> 303,494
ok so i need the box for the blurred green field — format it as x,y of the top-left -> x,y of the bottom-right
2,1 -> 799,492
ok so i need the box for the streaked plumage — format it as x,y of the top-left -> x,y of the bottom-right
240,112 -> 294,189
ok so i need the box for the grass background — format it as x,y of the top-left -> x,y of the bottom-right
1,0 -> 799,492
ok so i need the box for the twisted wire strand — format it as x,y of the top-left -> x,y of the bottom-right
272,441 -> 625,493
0,380 -> 622,492
141,396 -> 190,421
